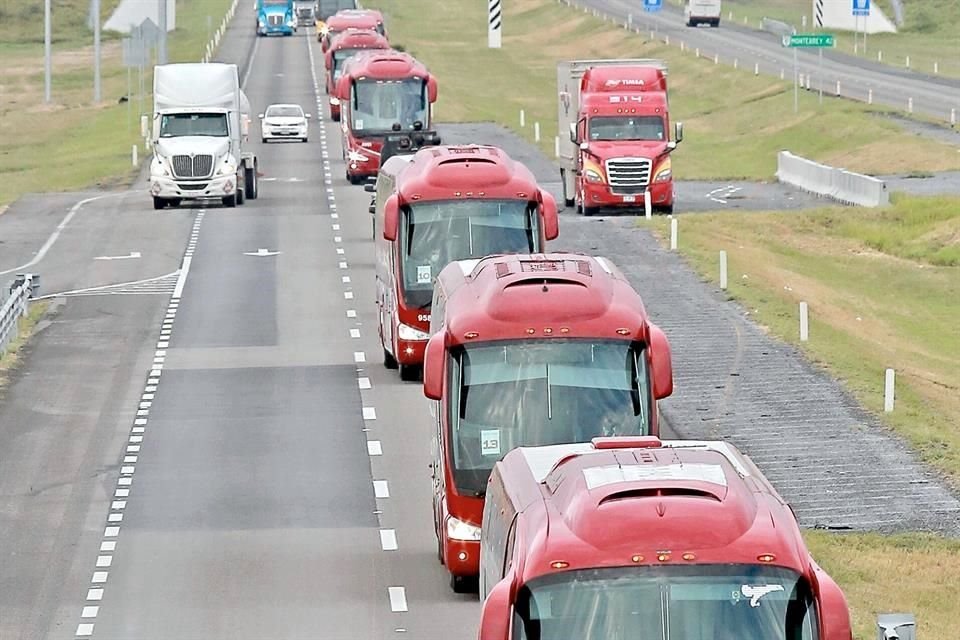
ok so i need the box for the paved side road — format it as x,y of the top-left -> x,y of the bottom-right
444,122 -> 960,535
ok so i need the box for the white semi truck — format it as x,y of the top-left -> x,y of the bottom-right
149,63 -> 259,209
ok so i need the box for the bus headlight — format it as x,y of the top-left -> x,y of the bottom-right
446,516 -> 481,542
398,323 -> 429,341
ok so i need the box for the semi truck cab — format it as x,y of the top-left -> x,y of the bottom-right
257,0 -> 296,36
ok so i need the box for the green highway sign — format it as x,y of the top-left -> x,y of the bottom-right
783,34 -> 835,48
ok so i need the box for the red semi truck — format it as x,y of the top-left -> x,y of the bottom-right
335,50 -> 438,184
422,253 -> 673,592
374,146 -> 559,381
557,60 -> 683,215
323,28 -> 390,121
478,436 -> 854,640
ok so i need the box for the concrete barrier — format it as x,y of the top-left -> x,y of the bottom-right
776,151 -> 890,207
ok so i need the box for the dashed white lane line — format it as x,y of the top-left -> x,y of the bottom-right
339,261 -> 348,269
344,291 -> 354,300
350,328 -> 361,338
346,309 -> 357,318
367,441 -> 383,456
380,529 -> 398,551
354,351 -> 366,363
358,377 -> 372,390
388,587 -> 409,612
363,407 -> 376,420
373,480 -> 390,498
342,275 -> 351,283
72,208 -> 206,637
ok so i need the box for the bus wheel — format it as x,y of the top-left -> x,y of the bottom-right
399,364 -> 420,382
450,573 -> 473,594
383,348 -> 398,370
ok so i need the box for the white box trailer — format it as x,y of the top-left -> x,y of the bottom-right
684,0 -> 722,27
150,63 -> 259,209
556,59 -> 668,208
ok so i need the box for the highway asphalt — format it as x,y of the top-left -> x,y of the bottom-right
1,5 -> 958,640
573,0 -> 960,123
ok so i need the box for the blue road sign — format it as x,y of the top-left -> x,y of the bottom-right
852,0 -> 870,17
643,0 -> 663,12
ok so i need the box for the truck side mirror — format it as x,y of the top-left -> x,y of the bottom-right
477,578 -> 512,640
241,117 -> 250,136
674,121 -> 683,143
539,191 -> 559,241
383,193 -> 399,241
427,76 -> 438,103
568,122 -> 577,144
258,113 -> 264,119
305,114 -> 312,119
423,334 -> 444,401
648,323 -> 674,400
140,114 -> 149,138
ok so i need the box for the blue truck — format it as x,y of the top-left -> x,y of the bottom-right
256,0 -> 296,36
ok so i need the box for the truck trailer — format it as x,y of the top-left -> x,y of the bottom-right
557,59 -> 683,215
149,63 -> 259,209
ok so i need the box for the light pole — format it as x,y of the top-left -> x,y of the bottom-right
44,0 -> 52,103
93,0 -> 101,103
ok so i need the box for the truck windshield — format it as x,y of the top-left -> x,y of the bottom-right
589,115 -> 665,141
447,339 -> 651,496
159,113 -> 229,138
399,200 -> 540,310
512,565 -> 819,640
351,78 -> 428,134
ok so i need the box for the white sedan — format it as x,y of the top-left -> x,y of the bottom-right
259,104 -> 310,143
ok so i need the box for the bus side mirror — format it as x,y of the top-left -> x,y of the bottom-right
811,561 -> 853,640
478,578 -> 512,640
427,76 -> 438,103
539,191 -> 559,241
423,334 -> 444,401
648,323 -> 673,400
335,75 -> 350,100
383,194 -> 399,241
674,121 -> 684,143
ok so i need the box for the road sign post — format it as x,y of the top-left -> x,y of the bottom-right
852,0 -> 870,54
783,34 -> 835,113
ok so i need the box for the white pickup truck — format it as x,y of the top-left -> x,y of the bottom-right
684,0 -> 722,27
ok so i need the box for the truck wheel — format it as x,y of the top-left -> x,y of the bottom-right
712,19 -> 720,27
399,364 -> 421,382
245,165 -> 258,200
169,198 -> 182,208
658,203 -> 674,215
383,348 -> 398,370
222,194 -> 238,208
153,197 -> 166,210
560,169 -> 575,207
583,206 -> 599,217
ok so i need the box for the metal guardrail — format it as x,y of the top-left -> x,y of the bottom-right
776,151 -> 890,207
0,274 -> 39,357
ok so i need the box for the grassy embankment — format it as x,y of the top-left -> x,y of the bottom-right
0,302 -> 50,386
694,0 -> 960,79
0,0 -> 234,208
378,0 -> 957,182
370,0 -> 960,637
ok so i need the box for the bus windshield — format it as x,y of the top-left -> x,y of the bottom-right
400,199 -> 540,309
333,49 -> 362,81
159,113 -> 228,138
351,78 -> 429,134
512,565 -> 820,640
447,339 -> 651,496
588,115 -> 665,141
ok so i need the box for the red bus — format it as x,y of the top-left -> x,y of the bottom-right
374,145 -> 559,382
477,436 -> 853,640
335,50 -> 438,184
318,8 -> 385,47
422,253 -> 673,592
323,28 -> 390,121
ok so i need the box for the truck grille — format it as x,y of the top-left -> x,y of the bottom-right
267,14 -> 284,26
605,157 -> 652,195
172,154 -> 214,179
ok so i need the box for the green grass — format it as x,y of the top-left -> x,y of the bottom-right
0,0 -> 234,207
647,195 -> 960,485
803,530 -> 960,640
0,0 -> 123,47
374,0 -> 959,182
0,302 -> 50,387
670,0 -> 960,79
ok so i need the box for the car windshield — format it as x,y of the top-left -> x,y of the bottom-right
588,115 -> 665,141
266,106 -> 302,118
447,339 -> 651,496
159,113 -> 229,138
351,78 -> 429,134
513,565 -> 820,640
399,199 -> 539,309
